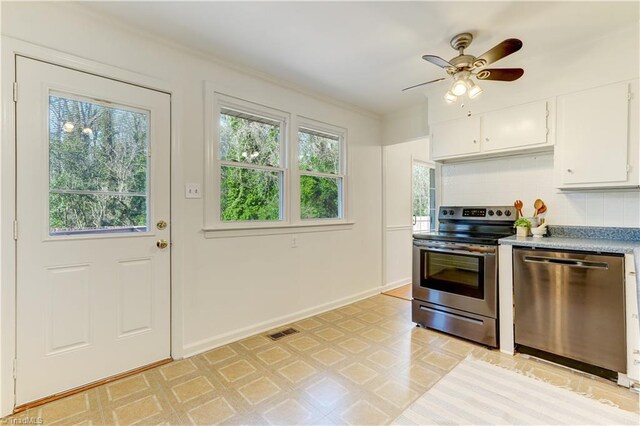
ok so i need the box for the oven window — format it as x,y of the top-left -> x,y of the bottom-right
422,252 -> 484,299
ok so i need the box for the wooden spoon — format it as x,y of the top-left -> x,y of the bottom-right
514,200 -> 524,218
537,204 -> 547,216
533,199 -> 544,217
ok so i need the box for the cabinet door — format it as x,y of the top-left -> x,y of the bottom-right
482,100 -> 548,152
557,82 -> 629,185
430,116 -> 481,159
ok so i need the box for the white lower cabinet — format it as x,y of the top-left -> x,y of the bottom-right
624,253 -> 640,383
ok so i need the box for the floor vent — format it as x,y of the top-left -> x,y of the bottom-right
267,328 -> 299,341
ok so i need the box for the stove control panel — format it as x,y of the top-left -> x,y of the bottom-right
439,206 -> 517,222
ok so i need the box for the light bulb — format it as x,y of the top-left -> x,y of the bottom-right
451,80 -> 467,96
467,80 -> 483,99
444,91 -> 457,103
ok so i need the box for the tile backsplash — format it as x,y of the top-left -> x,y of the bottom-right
440,153 -> 640,227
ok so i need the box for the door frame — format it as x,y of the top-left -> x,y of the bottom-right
0,36 -> 185,416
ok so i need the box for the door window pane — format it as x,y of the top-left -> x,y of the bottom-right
300,175 -> 340,219
412,163 -> 436,232
49,94 -> 149,235
220,166 -> 281,221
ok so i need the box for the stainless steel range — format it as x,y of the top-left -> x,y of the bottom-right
412,205 -> 516,347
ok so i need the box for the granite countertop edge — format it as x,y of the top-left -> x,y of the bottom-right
499,235 -> 640,254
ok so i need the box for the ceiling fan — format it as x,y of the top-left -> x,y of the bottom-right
403,32 -> 524,102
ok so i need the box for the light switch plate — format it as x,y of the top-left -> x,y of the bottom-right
185,183 -> 201,199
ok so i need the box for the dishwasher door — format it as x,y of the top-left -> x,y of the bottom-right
513,248 -> 626,373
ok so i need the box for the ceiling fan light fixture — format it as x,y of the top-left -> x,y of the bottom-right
467,79 -> 483,99
451,78 -> 467,96
444,90 -> 457,103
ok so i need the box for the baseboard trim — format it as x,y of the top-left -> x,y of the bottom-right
383,278 -> 412,291
182,285 -> 387,358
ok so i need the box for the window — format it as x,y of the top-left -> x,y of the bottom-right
49,93 -> 149,236
214,98 -> 287,224
205,89 -> 349,233
298,126 -> 344,220
412,161 -> 436,232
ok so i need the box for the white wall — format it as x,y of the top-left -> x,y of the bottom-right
441,154 -> 640,227
381,102 -> 428,146
1,1 -> 382,358
383,138 -> 429,286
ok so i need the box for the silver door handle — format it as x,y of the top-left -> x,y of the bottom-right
419,305 -> 484,325
413,215 -> 417,226
523,256 -> 609,270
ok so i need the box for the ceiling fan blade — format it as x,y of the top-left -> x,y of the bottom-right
422,55 -> 454,69
475,68 -> 524,81
402,77 -> 446,92
475,39 -> 523,67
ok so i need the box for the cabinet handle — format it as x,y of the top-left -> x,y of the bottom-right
634,349 -> 640,354
629,271 -> 636,276
473,139 -> 477,144
485,137 -> 490,142
567,169 -> 573,173
635,360 -> 640,365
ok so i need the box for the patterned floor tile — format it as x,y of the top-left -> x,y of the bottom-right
187,396 -> 236,424
8,293 -> 638,426
203,346 -> 238,365
237,377 -> 283,405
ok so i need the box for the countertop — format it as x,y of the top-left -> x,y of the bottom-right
499,235 -> 640,254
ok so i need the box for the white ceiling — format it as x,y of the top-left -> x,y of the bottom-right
83,1 -> 639,115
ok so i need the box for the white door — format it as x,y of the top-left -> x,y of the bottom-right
15,57 -> 171,405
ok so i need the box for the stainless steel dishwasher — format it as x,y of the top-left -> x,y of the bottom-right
513,247 -> 626,376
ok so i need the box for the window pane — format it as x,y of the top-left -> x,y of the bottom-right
221,166 -> 281,221
412,163 -> 434,232
220,112 -> 280,167
300,175 -> 340,219
49,95 -> 149,235
298,130 -> 339,174
50,193 -> 147,235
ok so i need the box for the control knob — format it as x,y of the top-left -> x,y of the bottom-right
488,210 -> 494,216
442,210 -> 448,216
449,210 -> 455,216
505,210 -> 512,217
496,210 -> 503,216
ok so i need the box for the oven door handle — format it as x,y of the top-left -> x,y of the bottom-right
419,246 -> 495,257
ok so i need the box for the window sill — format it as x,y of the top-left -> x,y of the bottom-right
203,221 -> 355,239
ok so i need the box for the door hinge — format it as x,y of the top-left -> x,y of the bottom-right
627,164 -> 632,173
13,220 -> 18,240
12,359 -> 17,379
628,92 -> 632,101
13,82 -> 18,102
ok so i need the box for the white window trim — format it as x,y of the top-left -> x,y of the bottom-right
204,87 -> 352,236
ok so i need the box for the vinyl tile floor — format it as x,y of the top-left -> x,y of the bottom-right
7,294 -> 639,425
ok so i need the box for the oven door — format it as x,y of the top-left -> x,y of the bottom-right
412,242 -> 497,318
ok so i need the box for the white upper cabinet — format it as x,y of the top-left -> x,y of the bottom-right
482,101 -> 549,152
430,116 -> 481,159
430,100 -> 551,161
555,80 -> 638,189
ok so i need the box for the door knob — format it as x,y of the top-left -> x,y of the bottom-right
156,239 -> 169,249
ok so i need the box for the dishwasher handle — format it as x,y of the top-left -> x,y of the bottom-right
523,255 -> 609,270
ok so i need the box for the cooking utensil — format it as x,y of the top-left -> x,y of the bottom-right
533,199 -> 544,216
514,200 -> 524,217
536,205 -> 547,216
